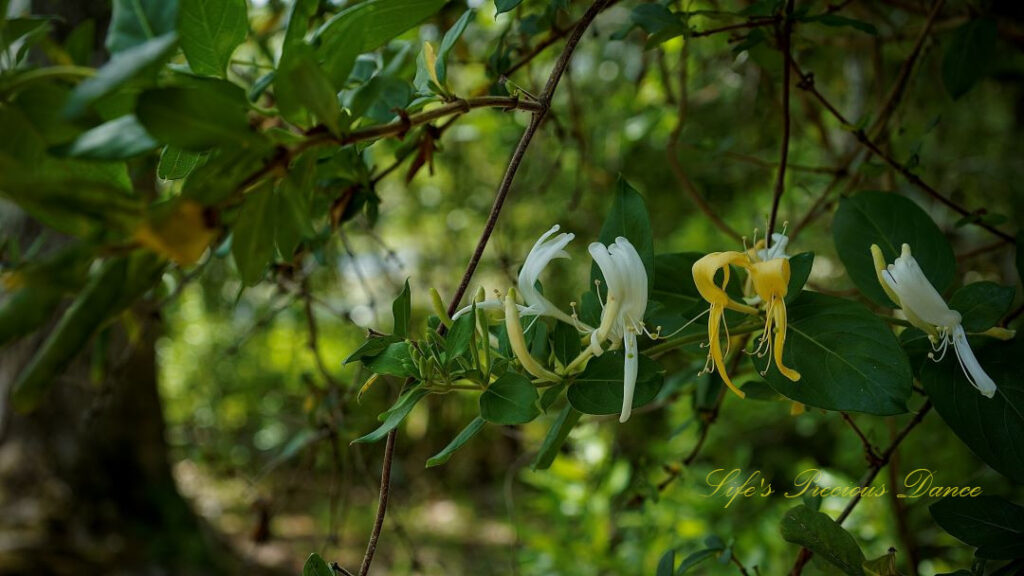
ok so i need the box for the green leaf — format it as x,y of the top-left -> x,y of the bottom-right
11,253 -> 165,412
753,292 -> 912,415
656,549 -> 675,576
65,32 -> 179,118
645,252 -> 714,334
948,282 -> 1015,332
181,145 -> 272,204
353,387 -> 429,444
930,496 -> 1024,560
276,43 -> 341,131
786,251 -> 814,303
591,176 -> 655,293
231,181 -> 276,286
479,372 -> 540,425
532,404 -> 581,470
392,279 -> 412,338
942,18 -> 998,100
921,337 -> 1024,484
445,311 -> 476,361
107,0 -> 178,54
780,505 -> 866,576
495,0 -> 524,15
833,191 -> 955,307
57,115 -> 158,160
676,549 -> 718,574
551,321 -> 582,367
426,416 -> 486,468
178,0 -> 248,77
136,79 -> 254,150
302,553 -> 333,576
315,0 -> 446,89
344,335 -> 403,365
631,3 -> 687,44
365,342 -> 416,378
64,19 -> 96,66
157,146 -> 203,180
567,352 -> 664,416
274,152 -> 316,258
435,9 -> 473,86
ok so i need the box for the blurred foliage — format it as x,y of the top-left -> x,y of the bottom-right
2,0 -> 1024,574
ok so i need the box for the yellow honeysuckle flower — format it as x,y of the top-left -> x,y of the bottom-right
691,232 -> 801,398
134,201 -> 217,266
692,251 -> 758,398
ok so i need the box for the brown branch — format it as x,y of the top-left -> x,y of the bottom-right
356,3 -> 612,574
767,0 -> 795,240
791,401 -> 932,575
691,18 -> 779,38
667,41 -> 743,242
840,412 -> 881,465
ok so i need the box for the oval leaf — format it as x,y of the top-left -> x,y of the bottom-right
567,352 -> 664,416
179,0 -> 248,77
930,496 -> 1024,560
753,292 -> 912,415
833,191 -> 955,307
948,282 -> 1015,332
480,372 -> 540,425
780,505 -> 866,576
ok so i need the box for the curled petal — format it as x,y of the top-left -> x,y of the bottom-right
620,331 -> 638,423
504,289 -> 559,382
772,301 -> 801,382
748,258 -> 790,304
692,252 -> 759,315
951,325 -> 997,398
708,305 -> 745,398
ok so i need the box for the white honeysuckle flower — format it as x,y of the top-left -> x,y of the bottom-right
587,237 -> 650,423
757,232 -> 790,261
873,243 -> 997,398
452,225 -> 589,329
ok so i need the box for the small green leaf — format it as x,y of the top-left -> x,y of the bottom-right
591,176 -> 655,294
365,342 -> 416,378
178,0 -> 248,77
532,404 -> 580,470
551,321 -> 582,367
344,335 -> 403,365
65,32 -> 179,118
274,152 -> 316,258
943,18 -> 998,100
833,191 -> 955,307
136,79 -> 254,150
753,292 -> 912,415
353,387 -> 429,444
231,181 -> 276,286
495,0 -> 524,15
567,352 -> 664,416
426,416 -> 486,467
276,43 -> 341,131
786,251 -> 814,303
315,0 -> 446,89
656,549 -> 675,576
930,496 -> 1024,560
392,279 -> 412,338
480,372 -> 540,425
435,10 -> 473,86
57,115 -> 158,160
445,311 -> 476,361
862,549 -> 899,576
157,146 -> 203,180
780,505 -> 866,576
107,0 -> 178,54
948,282 -> 1015,332
922,337 -> 1024,484
676,549 -> 718,574
302,553 -> 334,576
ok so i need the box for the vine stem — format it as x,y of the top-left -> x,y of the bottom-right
790,401 -> 932,575
357,2 -> 612,574
767,0 -> 794,241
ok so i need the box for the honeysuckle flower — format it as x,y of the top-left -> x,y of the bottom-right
504,288 -> 560,383
587,237 -> 651,423
692,232 -> 801,398
871,243 -> 997,398
452,225 -> 588,329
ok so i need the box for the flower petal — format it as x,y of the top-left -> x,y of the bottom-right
951,325 -> 997,398
620,331 -> 639,423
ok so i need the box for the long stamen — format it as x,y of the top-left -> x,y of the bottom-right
658,308 -> 710,340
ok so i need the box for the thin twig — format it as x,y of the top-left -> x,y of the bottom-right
840,412 -> 881,465
790,401 -> 932,575
767,0 -> 795,240
666,41 -> 743,242
356,3 -> 612,574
